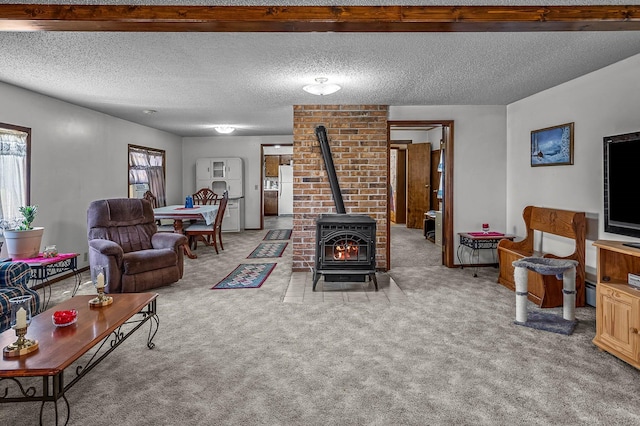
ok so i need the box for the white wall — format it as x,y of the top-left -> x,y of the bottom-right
390,129 -> 430,143
390,128 -> 441,148
263,145 -> 293,156
389,105 -> 508,263
181,135 -> 294,229
0,82 -> 183,268
506,53 -> 640,276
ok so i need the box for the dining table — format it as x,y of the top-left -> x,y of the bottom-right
153,204 -> 219,259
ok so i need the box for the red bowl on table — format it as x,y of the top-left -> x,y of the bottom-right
52,309 -> 77,327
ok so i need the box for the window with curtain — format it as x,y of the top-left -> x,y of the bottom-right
0,123 -> 30,230
128,145 -> 166,207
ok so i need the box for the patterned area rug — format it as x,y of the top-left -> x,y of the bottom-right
212,263 -> 277,290
263,229 -> 292,241
247,242 -> 288,259
514,311 -> 578,335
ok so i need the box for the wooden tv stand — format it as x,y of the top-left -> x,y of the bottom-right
592,240 -> 640,370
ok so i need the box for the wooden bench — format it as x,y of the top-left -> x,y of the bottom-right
497,206 -> 586,308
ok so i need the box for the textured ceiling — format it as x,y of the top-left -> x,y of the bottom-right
1,1 -> 639,137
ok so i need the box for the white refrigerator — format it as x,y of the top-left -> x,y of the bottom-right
278,165 -> 293,215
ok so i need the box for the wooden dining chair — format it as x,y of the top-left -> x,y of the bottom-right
185,191 -> 229,254
143,190 -> 159,208
144,190 -> 183,233
189,187 -> 220,231
192,187 -> 220,205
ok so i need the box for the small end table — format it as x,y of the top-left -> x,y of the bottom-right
457,232 -> 515,277
19,253 -> 81,311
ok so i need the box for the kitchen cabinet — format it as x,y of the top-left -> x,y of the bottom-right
196,157 -> 242,182
265,156 -> 279,177
222,198 -> 245,232
264,190 -> 278,216
196,157 -> 244,231
592,240 -> 640,370
196,157 -> 243,198
279,155 -> 292,165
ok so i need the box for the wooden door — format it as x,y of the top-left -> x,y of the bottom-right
390,149 -> 407,224
406,143 -> 431,229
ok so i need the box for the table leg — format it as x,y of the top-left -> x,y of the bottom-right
39,373 -> 70,426
28,277 -> 52,312
182,244 -> 197,259
459,243 -> 479,277
41,281 -> 52,312
145,300 -> 160,349
471,247 -> 480,277
71,268 -> 83,297
172,219 -> 197,259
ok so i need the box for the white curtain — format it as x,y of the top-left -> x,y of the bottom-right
0,129 -> 28,229
128,146 -> 166,207
147,150 -> 166,206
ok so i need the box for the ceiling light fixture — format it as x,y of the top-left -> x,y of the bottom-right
143,109 -> 157,114
303,77 -> 341,96
214,126 -> 235,134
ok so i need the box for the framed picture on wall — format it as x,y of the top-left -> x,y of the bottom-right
530,122 -> 574,167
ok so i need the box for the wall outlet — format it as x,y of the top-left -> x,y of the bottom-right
83,252 -> 88,262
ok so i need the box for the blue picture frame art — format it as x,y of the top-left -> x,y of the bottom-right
530,122 -> 574,167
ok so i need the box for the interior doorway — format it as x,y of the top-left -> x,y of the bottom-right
387,121 -> 454,269
259,143 -> 294,230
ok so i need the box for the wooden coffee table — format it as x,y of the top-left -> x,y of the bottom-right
0,293 -> 159,425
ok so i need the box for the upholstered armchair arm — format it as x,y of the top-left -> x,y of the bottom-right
151,232 -> 188,251
88,239 -> 125,293
0,261 -> 41,317
89,239 -> 124,261
0,261 -> 32,290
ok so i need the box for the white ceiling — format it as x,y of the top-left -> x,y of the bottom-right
1,1 -> 640,137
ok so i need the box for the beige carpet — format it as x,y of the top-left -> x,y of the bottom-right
1,225 -> 638,426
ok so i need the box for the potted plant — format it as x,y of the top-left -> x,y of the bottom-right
2,205 -> 44,260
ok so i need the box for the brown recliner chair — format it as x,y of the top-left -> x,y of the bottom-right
87,198 -> 188,293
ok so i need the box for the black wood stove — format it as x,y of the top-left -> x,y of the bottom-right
312,126 -> 378,291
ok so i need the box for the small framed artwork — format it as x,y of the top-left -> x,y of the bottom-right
530,122 -> 574,167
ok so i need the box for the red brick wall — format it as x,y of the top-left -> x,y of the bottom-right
292,105 -> 388,271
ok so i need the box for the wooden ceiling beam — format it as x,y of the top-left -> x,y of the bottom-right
1,5 -> 640,32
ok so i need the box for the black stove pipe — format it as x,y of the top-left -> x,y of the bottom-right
315,125 -> 346,214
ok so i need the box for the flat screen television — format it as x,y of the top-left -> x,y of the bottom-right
603,131 -> 640,246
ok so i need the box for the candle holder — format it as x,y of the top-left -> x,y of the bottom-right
3,296 -> 39,358
89,284 -> 113,307
89,265 -> 113,307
